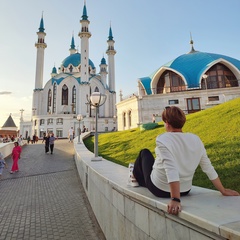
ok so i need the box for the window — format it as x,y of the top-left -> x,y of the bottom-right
94,86 -> 99,92
56,129 -> 63,138
47,89 -> 52,113
72,86 -> 76,114
40,119 -> 45,125
123,112 -> 126,127
62,84 -> 68,105
47,118 -> 53,125
201,64 -> 238,90
57,118 -> 63,124
208,96 -> 219,101
53,83 -> 57,113
157,71 -> 186,94
47,129 -> 53,134
169,99 -> 179,105
187,98 -> 200,113
128,111 -> 132,127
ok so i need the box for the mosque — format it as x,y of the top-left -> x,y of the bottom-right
116,39 -> 240,131
19,2 -> 117,139
18,2 -> 240,136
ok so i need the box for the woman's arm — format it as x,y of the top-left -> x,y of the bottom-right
211,177 -> 239,196
167,181 -> 182,215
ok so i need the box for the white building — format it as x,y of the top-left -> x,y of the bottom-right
20,2 -> 117,139
117,40 -> 240,131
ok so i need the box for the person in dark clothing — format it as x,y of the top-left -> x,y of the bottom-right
43,133 -> 50,153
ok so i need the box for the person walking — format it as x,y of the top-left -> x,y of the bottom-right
10,142 -> 22,174
130,106 -> 239,215
49,133 -> 56,154
43,133 -> 50,153
68,127 -> 74,143
0,152 -> 7,179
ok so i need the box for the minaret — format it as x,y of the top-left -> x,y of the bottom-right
78,1 -> 91,82
106,25 -> 116,92
69,33 -> 77,55
34,14 -> 47,90
99,56 -> 108,87
33,13 -> 47,116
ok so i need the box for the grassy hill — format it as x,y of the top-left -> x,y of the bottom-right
84,97 -> 240,192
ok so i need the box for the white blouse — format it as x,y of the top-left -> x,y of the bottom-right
150,132 -> 218,192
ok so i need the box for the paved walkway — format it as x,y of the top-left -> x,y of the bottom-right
0,139 -> 106,240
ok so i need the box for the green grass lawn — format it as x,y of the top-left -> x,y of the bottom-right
84,97 -> 240,192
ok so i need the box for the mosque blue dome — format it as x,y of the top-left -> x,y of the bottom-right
52,66 -> 57,74
101,57 -> 106,65
162,51 -> 240,87
140,50 -> 240,95
61,52 -> 95,69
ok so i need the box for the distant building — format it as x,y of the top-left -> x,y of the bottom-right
19,2 -> 117,139
117,39 -> 240,131
0,114 -> 18,137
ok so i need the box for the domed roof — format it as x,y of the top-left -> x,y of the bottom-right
162,51 -> 240,87
101,57 -> 106,65
139,50 -> 240,94
61,52 -> 95,69
52,66 -> 57,74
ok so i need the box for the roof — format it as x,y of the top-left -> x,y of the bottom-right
163,51 -> 240,88
61,53 -> 95,69
139,51 -> 240,94
2,114 -> 17,128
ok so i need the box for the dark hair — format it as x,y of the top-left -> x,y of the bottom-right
162,106 -> 186,129
14,142 -> 19,146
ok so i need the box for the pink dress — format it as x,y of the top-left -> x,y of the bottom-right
11,146 -> 22,172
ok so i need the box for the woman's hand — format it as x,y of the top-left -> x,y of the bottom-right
211,178 -> 239,196
167,200 -> 182,215
221,189 -> 239,196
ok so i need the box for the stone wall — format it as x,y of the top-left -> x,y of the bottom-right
74,138 -> 240,240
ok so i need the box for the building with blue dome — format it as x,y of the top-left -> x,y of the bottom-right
116,39 -> 240,131
20,2 -> 117,138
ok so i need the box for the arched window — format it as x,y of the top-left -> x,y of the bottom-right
72,86 -> 76,114
123,112 -> 126,127
94,86 -> 99,92
128,111 -> 132,127
53,83 -> 57,113
201,63 -> 238,90
62,84 -> 68,105
47,89 -> 52,113
157,71 -> 186,94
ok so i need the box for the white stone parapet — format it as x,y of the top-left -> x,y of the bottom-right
74,135 -> 240,240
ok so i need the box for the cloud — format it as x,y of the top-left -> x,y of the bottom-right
0,91 -> 12,95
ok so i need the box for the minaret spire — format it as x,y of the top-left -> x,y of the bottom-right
79,1 -> 91,82
69,32 -> 76,55
106,23 -> 116,91
106,23 -> 117,117
33,13 -> 47,116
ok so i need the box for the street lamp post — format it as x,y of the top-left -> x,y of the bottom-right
203,74 -> 209,105
87,92 -> 107,161
77,114 -> 83,144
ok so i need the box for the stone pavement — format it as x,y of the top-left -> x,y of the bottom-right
0,139 -> 106,240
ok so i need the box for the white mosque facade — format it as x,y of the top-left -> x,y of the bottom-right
116,41 -> 240,131
20,3 -> 117,139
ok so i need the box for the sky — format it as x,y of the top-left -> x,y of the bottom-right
0,0 -> 240,128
